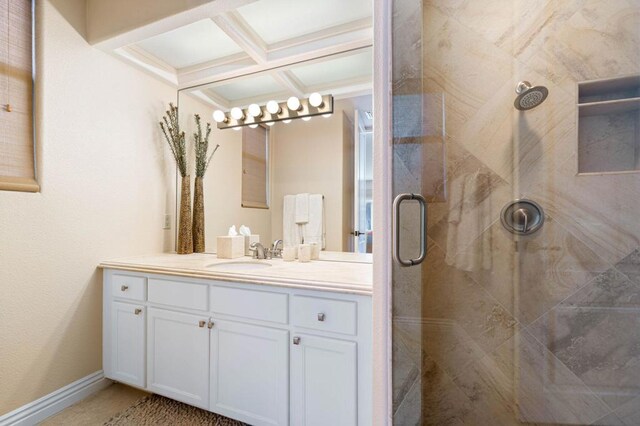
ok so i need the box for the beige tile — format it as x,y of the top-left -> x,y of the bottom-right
419,240 -> 518,356
394,317 -> 485,381
422,16 -> 514,138
455,329 -> 610,425
613,395 -> 640,425
40,383 -> 148,425
456,217 -> 610,325
528,265 -> 640,410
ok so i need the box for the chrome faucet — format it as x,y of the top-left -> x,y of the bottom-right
249,242 -> 272,260
271,240 -> 283,258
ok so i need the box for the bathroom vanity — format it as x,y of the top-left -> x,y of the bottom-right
100,254 -> 372,426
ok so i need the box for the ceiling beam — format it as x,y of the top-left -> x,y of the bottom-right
211,12 -> 268,64
270,71 -> 305,98
114,46 -> 178,85
189,90 -> 228,110
178,42 -> 372,89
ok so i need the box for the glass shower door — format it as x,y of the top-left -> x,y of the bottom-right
391,0 -> 640,425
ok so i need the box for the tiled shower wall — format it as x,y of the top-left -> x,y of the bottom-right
392,0 -> 640,424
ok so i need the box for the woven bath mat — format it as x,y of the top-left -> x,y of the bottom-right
104,394 -> 246,426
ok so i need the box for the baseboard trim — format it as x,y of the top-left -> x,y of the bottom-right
0,371 -> 112,426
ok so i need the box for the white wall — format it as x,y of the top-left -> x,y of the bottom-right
0,0 -> 176,414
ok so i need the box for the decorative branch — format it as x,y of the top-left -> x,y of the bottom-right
193,113 -> 220,178
159,103 -> 188,177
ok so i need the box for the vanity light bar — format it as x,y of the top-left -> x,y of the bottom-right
214,94 -> 334,130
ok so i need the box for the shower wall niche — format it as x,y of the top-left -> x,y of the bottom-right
577,75 -> 640,174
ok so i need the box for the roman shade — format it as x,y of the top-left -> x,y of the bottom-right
0,0 -> 37,192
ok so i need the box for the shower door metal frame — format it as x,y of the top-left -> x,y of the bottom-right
371,0 -> 393,425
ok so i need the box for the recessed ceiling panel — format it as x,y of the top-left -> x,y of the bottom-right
208,74 -> 284,102
289,49 -> 372,87
136,19 -> 244,69
237,0 -> 372,45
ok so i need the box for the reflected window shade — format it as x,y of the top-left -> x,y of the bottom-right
242,126 -> 268,208
0,0 -> 37,192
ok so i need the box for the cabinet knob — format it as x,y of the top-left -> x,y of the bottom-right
199,320 -> 206,328
207,320 -> 214,329
293,336 -> 301,345
134,308 -> 142,315
317,313 -> 325,322
121,285 -> 129,291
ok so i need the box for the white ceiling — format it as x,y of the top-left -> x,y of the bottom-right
136,19 -> 243,69
236,0 -> 373,46
111,0 -> 373,97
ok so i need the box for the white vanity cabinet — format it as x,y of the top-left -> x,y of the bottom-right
108,301 -> 145,387
102,268 -> 372,426
147,307 -> 210,409
210,320 -> 289,425
291,334 -> 358,426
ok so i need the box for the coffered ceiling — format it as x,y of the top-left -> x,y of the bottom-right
104,0 -> 373,98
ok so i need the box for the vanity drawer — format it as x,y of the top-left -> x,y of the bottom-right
292,295 -> 357,335
209,285 -> 288,324
147,278 -> 208,311
112,274 -> 146,301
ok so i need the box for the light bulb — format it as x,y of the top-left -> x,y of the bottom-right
309,92 -> 323,108
302,116 -> 311,121
283,119 -> 292,124
248,103 -> 262,118
213,110 -> 227,123
266,100 -> 281,115
249,124 -> 258,129
287,96 -> 301,111
232,127 -> 241,131
265,121 -> 275,126
230,107 -> 244,120
322,113 -> 332,118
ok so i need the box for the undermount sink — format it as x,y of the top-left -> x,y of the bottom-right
206,261 -> 272,271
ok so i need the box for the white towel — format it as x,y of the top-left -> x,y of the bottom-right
283,195 -> 301,247
303,194 -> 325,249
445,171 -> 492,272
295,193 -> 309,224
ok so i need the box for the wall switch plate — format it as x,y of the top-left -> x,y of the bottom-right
163,214 -> 171,230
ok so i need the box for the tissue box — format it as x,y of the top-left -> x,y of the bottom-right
217,236 -> 244,259
244,234 -> 260,255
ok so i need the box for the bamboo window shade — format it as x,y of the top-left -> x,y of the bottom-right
241,125 -> 269,209
0,0 -> 37,192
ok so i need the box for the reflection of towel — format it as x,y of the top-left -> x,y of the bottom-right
284,195 -> 301,247
303,194 -> 325,249
295,193 -> 309,224
445,171 -> 492,271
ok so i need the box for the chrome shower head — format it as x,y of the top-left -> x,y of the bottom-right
514,81 -> 548,110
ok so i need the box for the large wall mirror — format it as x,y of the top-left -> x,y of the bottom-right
178,46 -> 373,256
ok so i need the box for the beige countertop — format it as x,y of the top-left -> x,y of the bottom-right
99,252 -> 373,295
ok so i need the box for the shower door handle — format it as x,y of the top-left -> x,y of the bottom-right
393,193 -> 427,267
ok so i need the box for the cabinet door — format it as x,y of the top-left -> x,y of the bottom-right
291,334 -> 358,426
109,302 -> 145,387
210,320 -> 288,426
147,308 -> 209,409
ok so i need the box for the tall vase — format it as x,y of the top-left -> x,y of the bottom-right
177,175 -> 193,254
192,176 -> 205,253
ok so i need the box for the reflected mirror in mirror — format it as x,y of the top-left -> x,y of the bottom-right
178,48 -> 373,256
